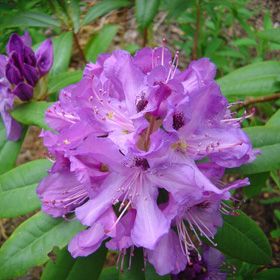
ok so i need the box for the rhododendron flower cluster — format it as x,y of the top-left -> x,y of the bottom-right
0,31 -> 53,141
37,42 -> 258,276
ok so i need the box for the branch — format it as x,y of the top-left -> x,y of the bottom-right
73,32 -> 87,65
192,0 -> 202,61
236,92 -> 280,111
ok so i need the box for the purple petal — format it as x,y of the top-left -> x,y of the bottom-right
23,46 -> 36,67
68,223 -> 105,258
13,82 -> 33,101
5,63 -> 23,85
37,169 -> 88,217
20,30 -> 32,47
75,172 -> 128,226
147,229 -> 187,275
7,33 -> 24,56
22,63 -> 39,86
131,178 -> 169,250
35,39 -> 53,77
0,54 -> 8,77
0,108 -> 22,141
9,51 -> 23,72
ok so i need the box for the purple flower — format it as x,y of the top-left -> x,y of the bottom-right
171,244 -> 231,280
0,31 -> 53,141
38,42 -> 258,275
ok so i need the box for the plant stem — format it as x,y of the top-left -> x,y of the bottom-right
236,93 -> 280,111
73,32 -> 87,64
193,0 -> 202,61
142,28 -> 148,47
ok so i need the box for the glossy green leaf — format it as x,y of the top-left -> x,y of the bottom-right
214,211 -> 272,264
50,32 -> 73,77
0,11 -> 60,28
84,25 -> 118,63
42,244 -> 107,280
246,268 -> 280,280
135,0 -> 160,31
266,109 -> 280,126
82,0 -> 132,26
244,172 -> 269,197
216,61 -> 280,97
257,28 -> 280,44
119,248 -> 170,280
11,101 -> 53,131
0,211 -> 85,279
99,266 -> 119,280
0,117 -> 27,175
0,159 -> 52,218
227,126 -> 280,174
48,71 -> 83,94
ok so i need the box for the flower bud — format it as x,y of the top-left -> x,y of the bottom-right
13,82 -> 33,101
7,33 -> 24,57
36,39 -> 53,77
5,62 -> 23,85
22,63 -> 39,86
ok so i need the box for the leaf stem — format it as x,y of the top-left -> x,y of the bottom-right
236,93 -> 280,111
142,28 -> 148,47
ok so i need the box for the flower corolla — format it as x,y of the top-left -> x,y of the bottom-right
38,41 -> 259,275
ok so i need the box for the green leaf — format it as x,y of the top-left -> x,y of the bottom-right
123,44 -> 141,55
227,126 -> 280,174
42,244 -> 107,280
244,172 -> 269,198
260,196 -> 280,204
0,11 -> 60,28
217,61 -> 280,97
48,71 -> 83,94
215,49 -> 245,59
82,0 -> 132,26
230,38 -> 258,47
0,117 -> 27,175
0,211 -> 85,279
99,266 -> 119,280
135,0 -> 160,32
84,25 -> 118,63
11,101 -> 53,131
246,268 -> 280,280
204,38 -> 222,57
274,209 -> 280,220
119,248 -> 146,280
257,28 -> 280,44
266,109 -> 280,126
0,159 -> 52,218
119,248 -> 170,280
50,32 -> 73,77
214,211 -> 272,265
270,229 -> 280,238
263,10 -> 273,30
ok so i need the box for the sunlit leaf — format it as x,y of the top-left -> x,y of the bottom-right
0,159 -> 52,218
82,0 -> 132,26
50,32 -> 73,77
0,212 -> 85,279
84,25 -> 118,63
217,61 -> 280,97
11,101 -> 53,131
214,211 -> 272,264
